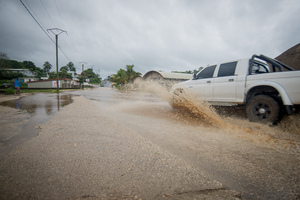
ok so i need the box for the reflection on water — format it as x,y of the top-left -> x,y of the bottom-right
0,93 -> 75,155
15,99 -> 21,110
0,93 -> 73,116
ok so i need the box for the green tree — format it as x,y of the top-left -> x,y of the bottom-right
111,69 -> 128,86
22,61 -> 37,71
0,60 -> 24,69
0,71 -> 24,80
48,72 -> 56,79
78,76 -> 84,84
0,52 -> 9,69
0,52 -> 9,60
60,69 -> 72,79
126,65 -> 141,83
22,61 -> 47,77
111,65 -> 141,87
81,68 -> 101,84
67,62 -> 76,72
34,68 -> 46,78
43,61 -> 52,74
48,70 -> 72,79
60,66 -> 69,71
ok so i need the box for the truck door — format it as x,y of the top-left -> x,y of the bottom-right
213,61 -> 238,102
187,65 -> 216,101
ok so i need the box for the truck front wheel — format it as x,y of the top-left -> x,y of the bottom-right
246,95 -> 280,124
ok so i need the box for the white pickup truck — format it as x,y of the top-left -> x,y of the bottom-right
172,54 -> 300,123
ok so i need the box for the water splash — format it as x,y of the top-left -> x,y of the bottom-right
130,80 -> 299,152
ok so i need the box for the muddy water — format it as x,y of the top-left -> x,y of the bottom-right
121,81 -> 300,150
1,85 -> 299,199
86,83 -> 299,199
0,93 -> 74,155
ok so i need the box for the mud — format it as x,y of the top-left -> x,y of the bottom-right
88,85 -> 300,199
131,81 -> 300,152
0,84 -> 299,199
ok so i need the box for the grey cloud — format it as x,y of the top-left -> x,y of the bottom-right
1,0 -> 299,78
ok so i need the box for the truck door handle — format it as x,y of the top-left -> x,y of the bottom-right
228,79 -> 234,82
207,81 -> 211,83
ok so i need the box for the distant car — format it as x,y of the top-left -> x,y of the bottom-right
0,83 -> 10,88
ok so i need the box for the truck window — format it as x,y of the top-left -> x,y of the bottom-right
196,65 -> 216,79
217,61 -> 237,77
251,61 -> 270,74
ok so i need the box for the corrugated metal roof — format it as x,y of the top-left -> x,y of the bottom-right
159,72 -> 193,80
28,78 -> 75,83
143,70 -> 193,80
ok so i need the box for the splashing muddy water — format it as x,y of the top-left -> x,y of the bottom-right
129,80 -> 300,152
1,85 -> 299,199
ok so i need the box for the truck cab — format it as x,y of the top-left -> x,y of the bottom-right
172,54 -> 300,123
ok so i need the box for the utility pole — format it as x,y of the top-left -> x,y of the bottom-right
80,62 -> 87,89
47,28 -> 67,92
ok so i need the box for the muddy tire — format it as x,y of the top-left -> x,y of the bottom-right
246,95 -> 280,124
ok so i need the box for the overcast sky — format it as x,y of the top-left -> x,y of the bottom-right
1,0 -> 300,78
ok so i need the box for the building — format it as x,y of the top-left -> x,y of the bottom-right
18,77 -> 40,83
1,68 -> 36,77
28,78 -> 80,89
142,71 -> 192,88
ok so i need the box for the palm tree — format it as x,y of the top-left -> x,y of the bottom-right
111,69 -> 128,86
111,65 -> 142,88
126,65 -> 141,83
43,61 -> 52,74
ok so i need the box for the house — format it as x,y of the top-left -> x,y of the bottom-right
142,70 -> 193,88
1,68 -> 36,77
18,77 -> 39,83
28,78 -> 80,89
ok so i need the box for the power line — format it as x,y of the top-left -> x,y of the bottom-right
23,0 -> 47,30
53,0 -> 66,30
20,0 -> 55,43
20,0 -> 80,70
39,0 -> 55,27
52,0 -> 80,70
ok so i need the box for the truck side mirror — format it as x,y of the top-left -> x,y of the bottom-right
193,72 -> 196,80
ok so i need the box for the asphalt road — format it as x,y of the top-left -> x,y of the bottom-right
0,88 -> 299,199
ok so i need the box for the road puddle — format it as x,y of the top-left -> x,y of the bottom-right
0,93 -> 73,114
0,93 -> 75,155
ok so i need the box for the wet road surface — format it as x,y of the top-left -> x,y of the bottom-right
0,93 -> 74,155
0,87 -> 299,199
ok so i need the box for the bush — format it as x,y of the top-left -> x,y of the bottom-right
21,82 -> 28,88
4,87 -> 16,95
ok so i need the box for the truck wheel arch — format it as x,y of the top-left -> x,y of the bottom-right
246,86 -> 280,104
245,83 -> 293,106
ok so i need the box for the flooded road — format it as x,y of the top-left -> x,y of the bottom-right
0,86 -> 299,199
73,86 -> 299,199
0,93 -> 74,155
86,87 -> 300,200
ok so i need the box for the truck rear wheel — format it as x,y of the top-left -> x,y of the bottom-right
246,95 -> 280,124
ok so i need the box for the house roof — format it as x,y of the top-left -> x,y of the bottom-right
28,78 -> 77,83
0,68 -> 31,71
143,70 -> 193,80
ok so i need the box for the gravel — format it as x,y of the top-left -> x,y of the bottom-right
0,96 -> 241,199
